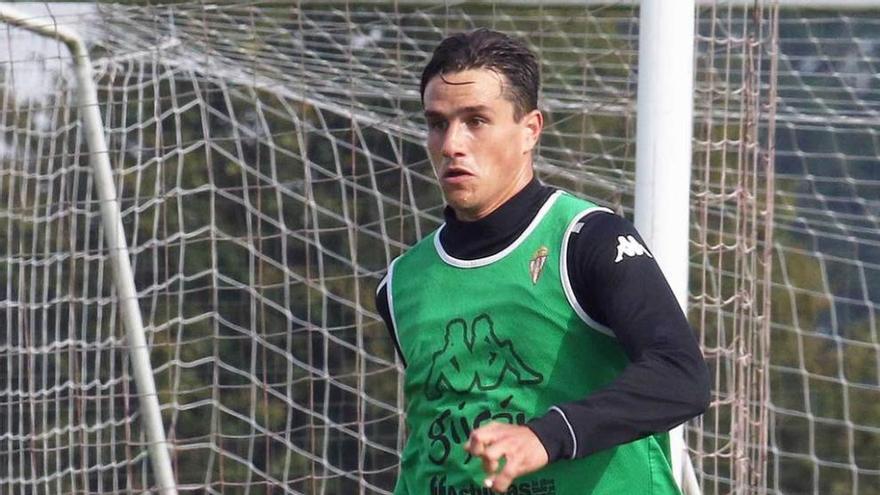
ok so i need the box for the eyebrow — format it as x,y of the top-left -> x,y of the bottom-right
424,105 -> 494,119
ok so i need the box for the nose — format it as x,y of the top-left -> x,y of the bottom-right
440,122 -> 466,159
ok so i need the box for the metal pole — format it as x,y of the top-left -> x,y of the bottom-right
633,0 -> 701,494
0,6 -> 178,494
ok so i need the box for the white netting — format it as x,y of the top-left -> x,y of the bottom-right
1,3 -> 642,492
0,1 -> 875,494
768,10 -> 880,494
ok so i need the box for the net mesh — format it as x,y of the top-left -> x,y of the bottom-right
0,1 -> 876,494
769,10 -> 880,495
689,4 -> 776,493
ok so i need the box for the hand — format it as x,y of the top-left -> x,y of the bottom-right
464,422 -> 550,493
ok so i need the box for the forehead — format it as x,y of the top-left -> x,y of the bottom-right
423,68 -> 512,113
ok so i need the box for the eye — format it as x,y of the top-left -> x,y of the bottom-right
467,117 -> 487,128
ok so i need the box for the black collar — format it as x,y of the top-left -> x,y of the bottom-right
439,178 -> 556,260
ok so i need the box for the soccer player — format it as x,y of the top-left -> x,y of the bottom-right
375,28 -> 710,494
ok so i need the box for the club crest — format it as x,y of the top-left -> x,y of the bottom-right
529,246 -> 549,284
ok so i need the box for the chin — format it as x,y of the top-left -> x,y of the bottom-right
442,188 -> 473,206
446,200 -> 484,221
446,189 -> 476,203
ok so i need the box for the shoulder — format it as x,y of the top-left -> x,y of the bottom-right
547,190 -> 618,236
377,225 -> 444,291
567,209 -> 655,278
557,197 -> 654,273
547,189 -> 612,216
571,208 -> 639,240
393,227 -> 441,269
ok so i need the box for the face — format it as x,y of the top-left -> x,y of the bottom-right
423,68 -> 543,221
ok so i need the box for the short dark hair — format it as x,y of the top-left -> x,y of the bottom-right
420,28 -> 540,121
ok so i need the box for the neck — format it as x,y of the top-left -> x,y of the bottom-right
438,177 -> 554,261
452,166 -> 534,222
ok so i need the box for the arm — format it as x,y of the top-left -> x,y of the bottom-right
526,212 -> 710,460
469,212 -> 710,493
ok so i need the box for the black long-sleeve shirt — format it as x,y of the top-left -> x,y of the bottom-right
375,178 -> 710,462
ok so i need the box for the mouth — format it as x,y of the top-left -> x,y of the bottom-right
442,167 -> 474,182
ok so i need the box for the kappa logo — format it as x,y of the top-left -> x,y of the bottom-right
424,314 -> 543,401
614,235 -> 653,263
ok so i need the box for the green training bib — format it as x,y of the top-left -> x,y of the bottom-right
388,191 -> 679,495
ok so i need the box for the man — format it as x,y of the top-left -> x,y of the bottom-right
375,29 -> 709,494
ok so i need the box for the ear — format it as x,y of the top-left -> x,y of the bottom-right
521,109 -> 543,154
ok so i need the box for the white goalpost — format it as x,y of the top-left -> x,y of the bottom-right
632,0 -> 705,493
0,5 -> 179,493
1,1 -> 876,495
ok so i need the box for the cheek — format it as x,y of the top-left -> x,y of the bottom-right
426,136 -> 444,163
484,130 -> 520,163
426,134 -> 440,153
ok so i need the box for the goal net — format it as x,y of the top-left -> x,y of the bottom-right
0,1 -> 876,494
764,7 -> 879,494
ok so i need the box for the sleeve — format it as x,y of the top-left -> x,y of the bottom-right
376,272 -> 407,367
526,212 -> 710,461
